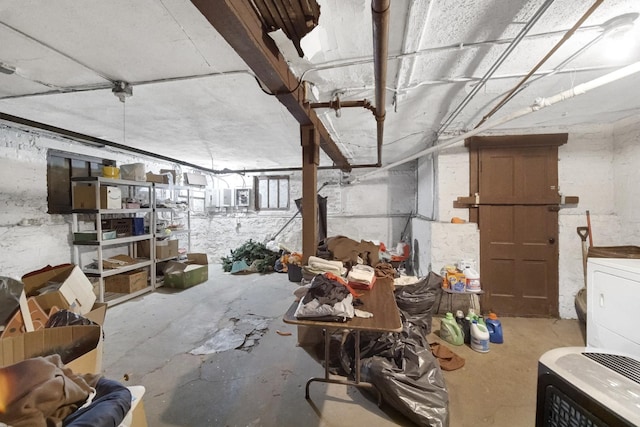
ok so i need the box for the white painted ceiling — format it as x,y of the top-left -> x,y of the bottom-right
0,0 -> 639,171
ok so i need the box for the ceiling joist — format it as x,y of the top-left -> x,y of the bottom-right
190,0 -> 351,172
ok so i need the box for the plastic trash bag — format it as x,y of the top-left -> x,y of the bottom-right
46,310 -> 98,328
0,276 -> 23,327
340,271 -> 449,426
394,271 -> 442,336
341,319 -> 449,427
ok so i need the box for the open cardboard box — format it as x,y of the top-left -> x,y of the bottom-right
22,264 -> 97,315
0,301 -> 107,374
163,254 -> 209,289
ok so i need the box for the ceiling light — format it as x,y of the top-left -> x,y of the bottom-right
112,81 -> 133,103
600,13 -> 639,61
0,62 -> 16,75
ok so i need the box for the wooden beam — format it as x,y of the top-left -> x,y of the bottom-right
191,0 -> 351,172
301,124 -> 319,263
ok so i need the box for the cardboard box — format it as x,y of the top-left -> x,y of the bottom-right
0,301 -> 106,378
105,269 -> 148,294
73,185 -> 122,210
22,264 -> 97,315
163,254 -> 208,289
145,172 -> 169,184
0,325 -> 103,374
138,239 -> 179,260
160,169 -> 178,185
102,254 -> 139,269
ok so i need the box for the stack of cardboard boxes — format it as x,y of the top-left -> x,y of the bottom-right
0,264 -> 148,426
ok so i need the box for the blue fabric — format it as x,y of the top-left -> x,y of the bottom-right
64,378 -> 131,427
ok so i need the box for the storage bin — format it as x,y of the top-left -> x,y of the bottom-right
287,264 -> 303,282
73,230 -> 117,241
102,218 -> 145,237
119,163 -> 146,181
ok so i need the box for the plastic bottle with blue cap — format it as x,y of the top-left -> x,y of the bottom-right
485,312 -> 504,344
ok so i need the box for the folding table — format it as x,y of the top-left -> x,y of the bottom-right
283,277 -> 402,405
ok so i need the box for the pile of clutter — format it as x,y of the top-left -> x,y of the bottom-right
0,266 -> 145,427
440,259 -> 482,293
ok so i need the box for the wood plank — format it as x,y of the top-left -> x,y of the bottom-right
191,0 -> 351,171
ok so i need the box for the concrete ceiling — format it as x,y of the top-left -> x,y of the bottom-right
0,0 -> 639,171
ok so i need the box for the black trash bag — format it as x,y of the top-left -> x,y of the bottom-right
46,310 -> 98,328
0,276 -> 23,327
394,271 -> 442,336
341,320 -> 449,427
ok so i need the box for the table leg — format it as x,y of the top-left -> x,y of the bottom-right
305,328 -> 382,407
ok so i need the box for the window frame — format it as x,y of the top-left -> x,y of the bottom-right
253,175 -> 290,211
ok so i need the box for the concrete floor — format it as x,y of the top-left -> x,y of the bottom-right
102,267 -> 585,427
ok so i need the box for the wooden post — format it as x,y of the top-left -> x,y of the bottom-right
301,124 -> 319,264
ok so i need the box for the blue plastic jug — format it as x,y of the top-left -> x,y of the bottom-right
485,312 -> 504,344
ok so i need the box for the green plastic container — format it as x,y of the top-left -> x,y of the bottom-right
440,312 -> 464,346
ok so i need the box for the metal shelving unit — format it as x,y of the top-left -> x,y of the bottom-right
71,177 -> 155,306
152,184 -> 192,285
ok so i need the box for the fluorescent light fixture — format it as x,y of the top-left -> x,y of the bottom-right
0,62 -> 16,75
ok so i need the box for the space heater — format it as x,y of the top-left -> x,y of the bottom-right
536,347 -> 640,426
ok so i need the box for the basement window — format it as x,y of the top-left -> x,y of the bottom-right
254,175 -> 289,210
47,150 -> 111,214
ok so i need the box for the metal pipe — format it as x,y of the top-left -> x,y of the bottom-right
372,0 -> 390,167
357,61 -> 640,182
0,112 -> 227,174
0,112 -> 381,174
309,99 -> 375,114
437,0 -> 556,136
476,0 -> 605,127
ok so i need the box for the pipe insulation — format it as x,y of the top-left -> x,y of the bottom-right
357,61 -> 640,182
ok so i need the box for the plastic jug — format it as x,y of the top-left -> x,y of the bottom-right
455,310 -> 466,343
485,312 -> 504,344
463,266 -> 481,293
470,320 -> 490,353
440,312 -> 464,346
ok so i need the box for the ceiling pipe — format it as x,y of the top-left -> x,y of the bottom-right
0,112 -> 380,175
436,0 -> 556,136
372,0 -> 390,167
357,60 -> 640,182
476,0 -> 605,127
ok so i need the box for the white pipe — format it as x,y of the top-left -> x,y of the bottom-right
357,61 -> 640,182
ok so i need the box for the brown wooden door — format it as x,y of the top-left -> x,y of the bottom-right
480,205 -> 558,316
470,136 -> 566,317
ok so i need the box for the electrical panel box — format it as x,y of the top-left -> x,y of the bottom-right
215,188 -> 233,207
234,188 -> 251,207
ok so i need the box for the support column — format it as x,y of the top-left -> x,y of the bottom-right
301,124 -> 319,264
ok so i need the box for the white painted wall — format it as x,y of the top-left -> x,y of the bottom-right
613,116 -> 640,241
415,120 -> 640,319
0,125 -> 417,279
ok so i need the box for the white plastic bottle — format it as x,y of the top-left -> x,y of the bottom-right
470,320 -> 490,353
463,266 -> 481,293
